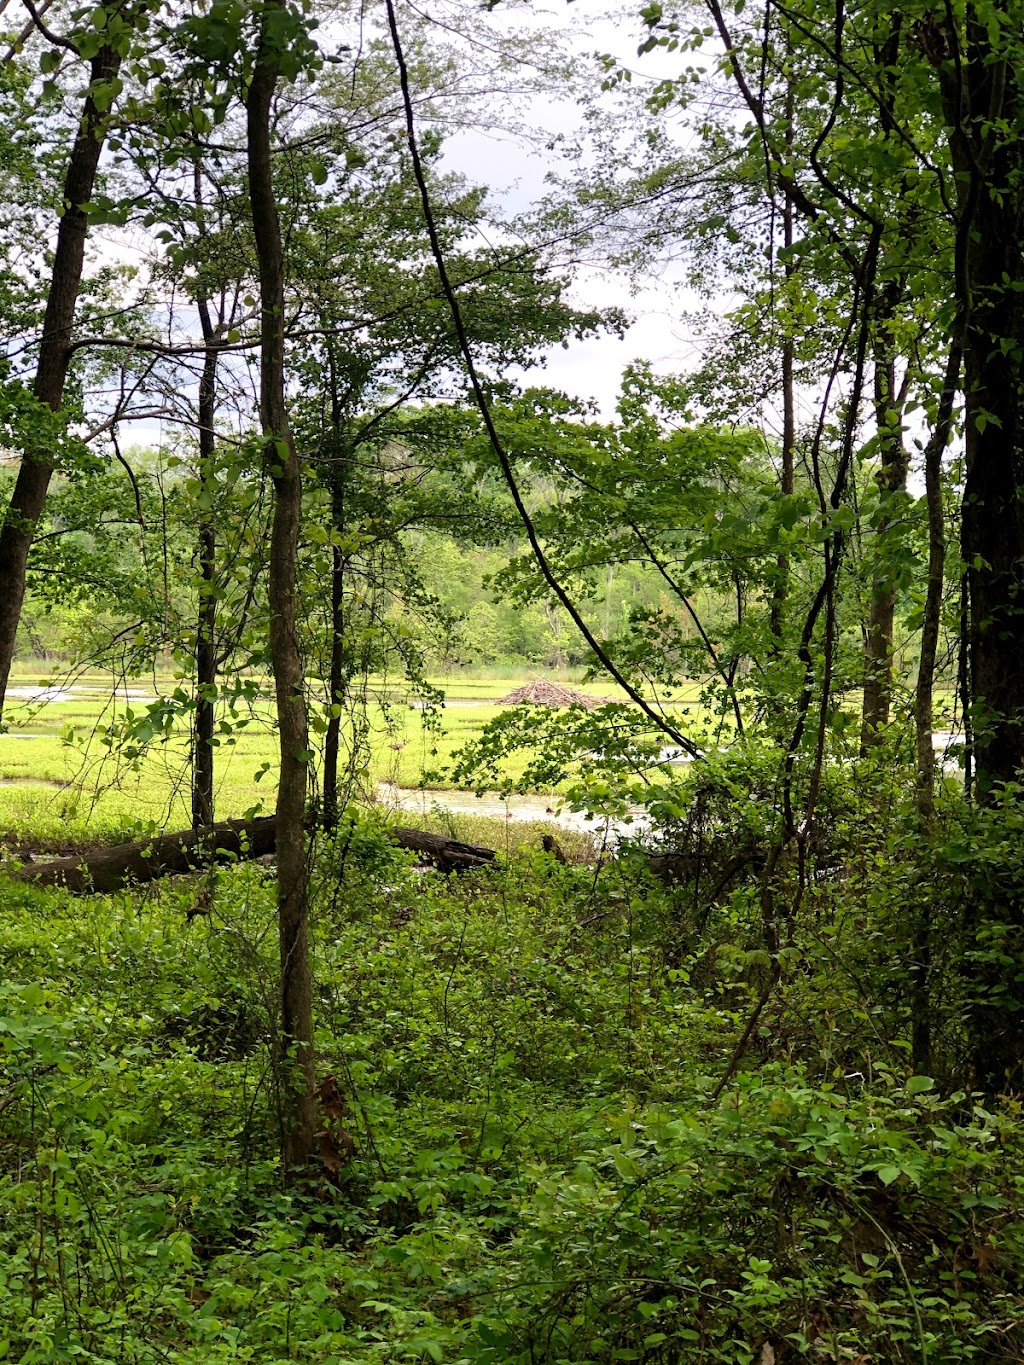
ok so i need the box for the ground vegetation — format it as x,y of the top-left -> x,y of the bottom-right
2,0 -> 1024,1358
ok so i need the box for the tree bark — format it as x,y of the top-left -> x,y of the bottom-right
246,20 -> 317,1170
7,817 -> 279,894
860,19 -> 911,752
322,353 -> 348,830
322,472 -> 346,829
860,339 -> 909,751
769,58 -> 795,653
939,19 -> 1024,1091
909,358 -> 953,1077
192,291 -> 219,831
769,329 -> 795,642
941,27 -> 1024,795
961,205 -> 1024,796
960,153 -> 1024,1091
0,45 -> 123,722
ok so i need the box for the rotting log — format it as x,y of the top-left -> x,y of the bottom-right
6,817 -> 280,894
388,826 -> 496,873
4,817 -> 496,894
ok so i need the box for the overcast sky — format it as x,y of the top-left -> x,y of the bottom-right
109,0 -> 703,449
433,0 -> 703,413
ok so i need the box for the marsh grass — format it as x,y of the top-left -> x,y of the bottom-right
0,669 -> 706,846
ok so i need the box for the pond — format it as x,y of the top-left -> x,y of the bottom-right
376,781 -> 648,840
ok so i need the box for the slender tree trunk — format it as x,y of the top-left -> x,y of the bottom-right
860,20 -> 911,752
959,571 -> 973,800
769,331 -> 795,645
909,450 -> 942,1074
914,412 -> 948,822
322,474 -> 346,829
246,23 -> 317,1169
322,355 -> 347,830
860,339 -> 909,751
322,526 -> 346,819
769,69 -> 795,652
906,333 -> 961,1075
0,46 -> 122,722
192,294 -> 218,831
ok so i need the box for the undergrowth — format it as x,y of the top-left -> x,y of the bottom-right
1,800 -> 1023,1363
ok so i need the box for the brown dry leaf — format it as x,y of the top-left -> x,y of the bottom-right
972,1242 -> 998,1273
318,1072 -> 345,1122
759,1345 -> 776,1365
317,1127 -> 344,1181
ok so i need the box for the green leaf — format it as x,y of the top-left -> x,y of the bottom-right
905,1075 -> 935,1094
613,1150 -> 637,1179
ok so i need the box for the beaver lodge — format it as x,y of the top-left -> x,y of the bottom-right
499,681 -> 608,707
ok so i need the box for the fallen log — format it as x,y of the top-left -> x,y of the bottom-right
6,817 -> 280,894
5,817 -> 496,895
387,826 -> 496,873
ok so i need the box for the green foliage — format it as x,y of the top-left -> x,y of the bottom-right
5,0 -> 1024,1355
465,374 -> 788,704
1,791 -> 1024,1362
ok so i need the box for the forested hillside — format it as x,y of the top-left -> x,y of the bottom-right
3,0 -> 1024,1359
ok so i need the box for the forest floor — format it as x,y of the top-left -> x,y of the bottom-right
1,802 -> 1021,1363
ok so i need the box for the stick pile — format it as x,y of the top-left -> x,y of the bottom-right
499,681 -> 608,708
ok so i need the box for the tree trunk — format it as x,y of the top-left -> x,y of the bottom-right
860,21 -> 910,753
322,473 -> 346,829
769,61 -> 795,652
962,251 -> 1024,797
940,23 -> 1024,1091
769,329 -> 795,647
322,354 -> 348,830
246,22 -> 317,1170
193,293 -> 219,831
960,167 -> 1024,1091
0,46 -> 123,722
910,353 -> 954,1076
861,342 -> 909,751
8,817 -> 279,894
942,27 -> 1024,794
913,366 -> 955,822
